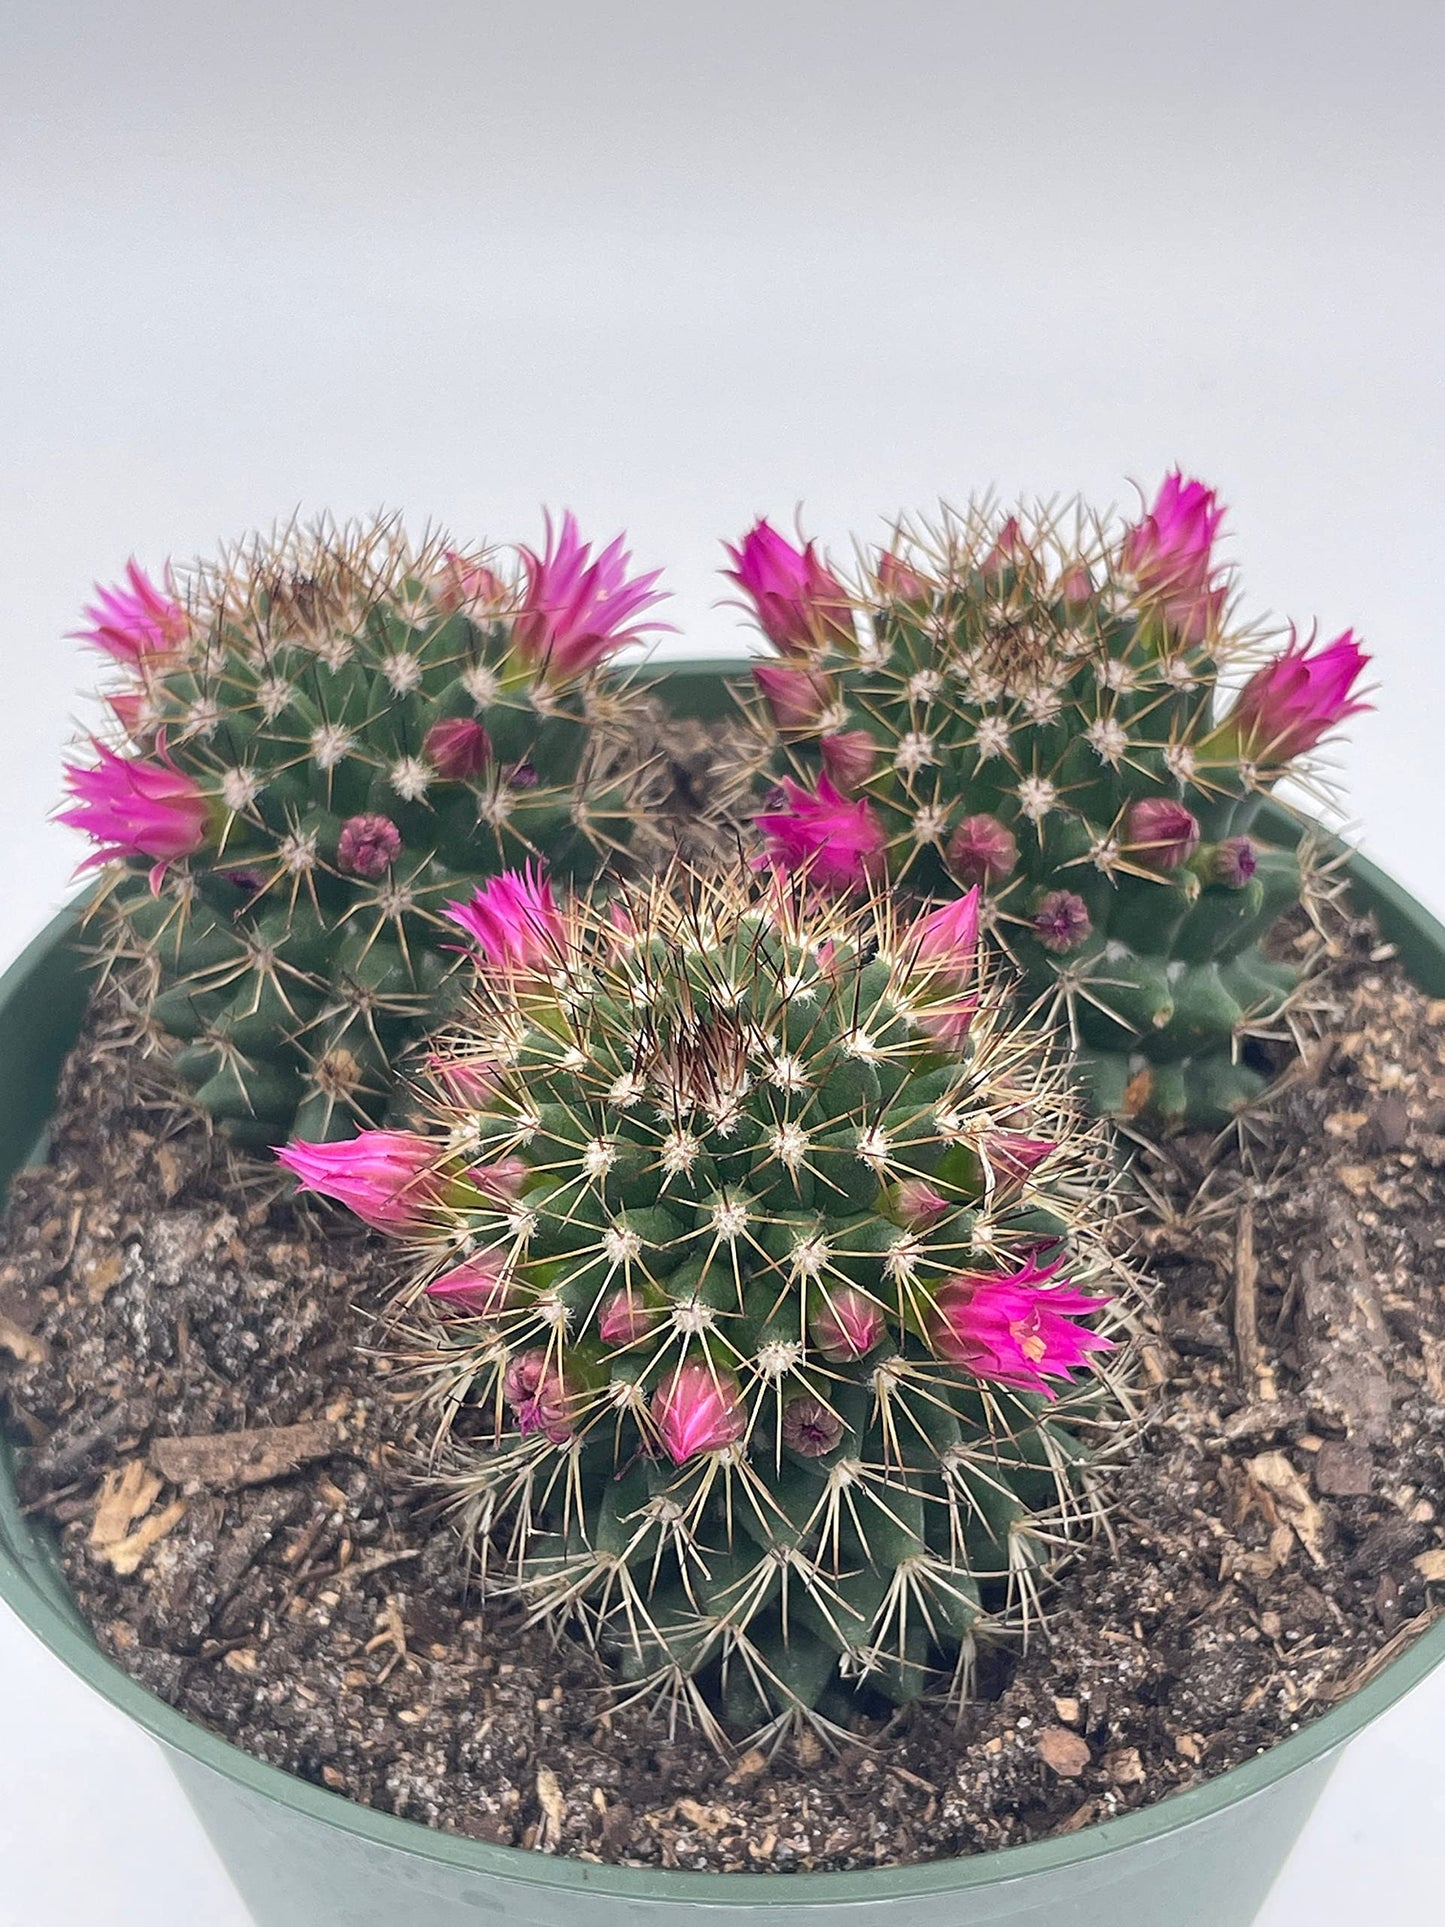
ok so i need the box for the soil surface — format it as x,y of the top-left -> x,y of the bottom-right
4,901 -> 1445,1872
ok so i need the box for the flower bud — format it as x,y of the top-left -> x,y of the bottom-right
337,813 -> 402,879
650,1363 -> 745,1463
809,1286 -> 886,1362
1031,890 -> 1093,954
781,1392 -> 845,1459
1124,797 -> 1200,873
1205,836 -> 1258,889
947,814 -> 1018,889
424,716 -> 492,781
819,730 -> 880,793
598,1289 -> 661,1346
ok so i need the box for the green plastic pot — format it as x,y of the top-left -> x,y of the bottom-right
2,659 -> 1442,1926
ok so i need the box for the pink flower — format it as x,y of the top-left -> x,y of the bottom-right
426,1053 -> 500,1107
947,814 -> 1018,889
724,519 -> 854,657
424,717 -> 491,780
598,1289 -> 661,1346
512,512 -> 669,681
1031,890 -> 1092,954
893,1179 -> 950,1229
426,1253 -> 516,1317
73,561 -> 188,667
59,742 -> 210,883
755,777 -> 887,894
1124,798 -> 1200,872
1219,628 -> 1371,763
753,661 -> 834,730
336,813 -> 402,879
987,1132 -> 1056,1184
503,1348 -> 575,1443
433,550 -> 504,615
905,891 -> 981,988
819,730 -> 880,792
1207,836 -> 1258,889
445,865 -> 564,974
781,1393 -> 845,1458
927,1259 -> 1114,1396
809,1287 -> 886,1362
1120,472 -> 1226,643
276,1130 -> 444,1234
877,550 -> 929,602
650,1362 -> 745,1464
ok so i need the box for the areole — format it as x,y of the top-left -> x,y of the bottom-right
2,660 -> 1442,1927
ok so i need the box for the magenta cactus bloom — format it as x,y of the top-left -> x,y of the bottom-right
59,742 -> 210,883
512,512 -> 669,680
809,1286 -> 887,1362
336,813 -> 402,879
426,1253 -> 516,1317
753,660 -> 835,731
818,730 -> 880,793
276,1129 -> 445,1234
1219,628 -> 1371,764
503,1349 -> 575,1444
724,518 -> 854,657
927,1259 -> 1114,1396
1031,890 -> 1093,954
423,716 -> 491,781
781,1392 -> 845,1458
1124,797 -> 1201,872
1120,472 -> 1226,642
755,776 -> 887,893
947,813 -> 1019,889
598,1289 -> 661,1346
445,864 -> 564,975
651,1363 -> 746,1464
73,561 -> 188,667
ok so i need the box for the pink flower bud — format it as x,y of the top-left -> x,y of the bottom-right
904,890 -> 981,989
980,516 -> 1025,584
650,1362 -> 746,1464
877,551 -> 929,602
598,1289 -> 661,1346
426,1253 -> 515,1317
1058,563 -> 1094,612
987,1132 -> 1056,1184
469,1157 -> 529,1203
276,1130 -> 445,1234
337,813 -> 402,879
59,742 -> 211,885
947,814 -> 1019,889
423,716 -> 492,781
1219,628 -> 1370,764
893,1179 -> 950,1228
752,661 -> 834,730
426,1053 -> 500,1107
72,561 -> 189,666
445,864 -> 564,974
927,1258 -> 1113,1397
503,1348 -> 575,1443
513,512 -> 670,681
818,730 -> 880,792
1120,472 -> 1226,644
433,550 -> 504,615
755,777 -> 888,895
1124,798 -> 1200,872
1207,836 -> 1258,889
724,518 -> 854,657
781,1393 -> 845,1458
1031,890 -> 1093,954
809,1287 -> 886,1362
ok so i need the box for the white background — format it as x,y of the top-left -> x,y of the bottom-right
2,2 -> 1443,1919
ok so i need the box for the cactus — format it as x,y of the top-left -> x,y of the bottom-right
280,866 -> 1131,1738
736,480 -> 1370,1129
60,514 -> 669,1146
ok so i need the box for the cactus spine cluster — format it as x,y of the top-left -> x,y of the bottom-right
64,517 -> 666,1146
740,484 -> 1369,1128
287,868 -> 1130,1735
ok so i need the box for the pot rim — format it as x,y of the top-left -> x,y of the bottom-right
3,660 -> 1442,1902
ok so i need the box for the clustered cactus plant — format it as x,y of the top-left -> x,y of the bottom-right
734,479 -> 1370,1126
59,515 -> 668,1145
280,866 -> 1131,1735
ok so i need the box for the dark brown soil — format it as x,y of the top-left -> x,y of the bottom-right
3,908 -> 1445,1872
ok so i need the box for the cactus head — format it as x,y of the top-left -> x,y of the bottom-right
738,482 -> 1370,1129
60,515 -> 669,1145
284,865 -> 1130,1739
